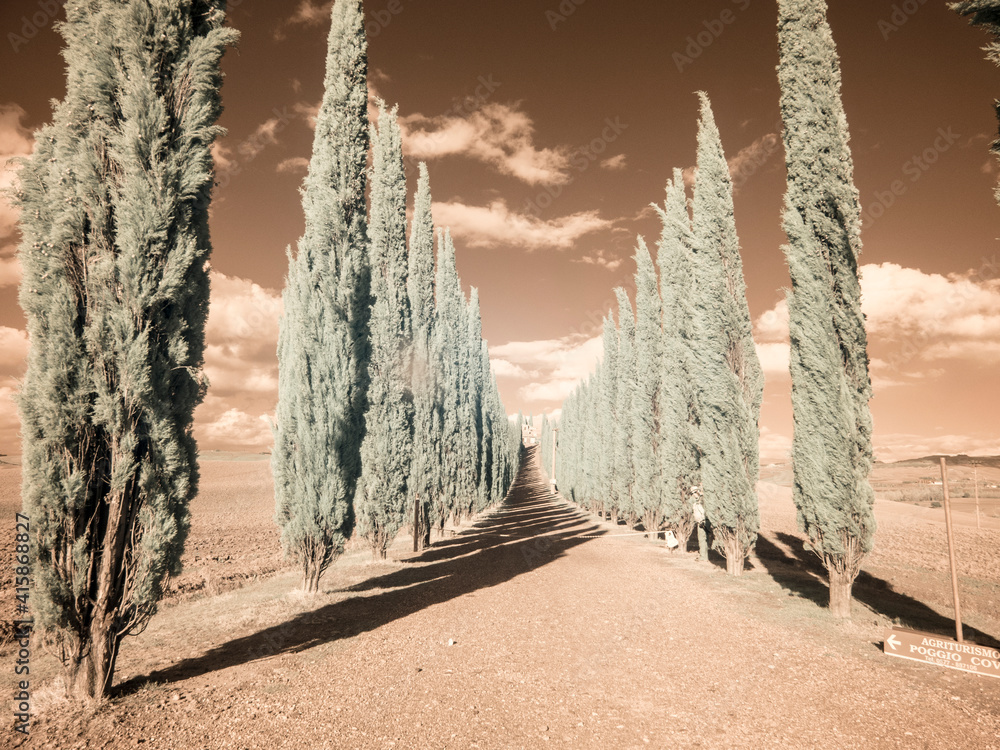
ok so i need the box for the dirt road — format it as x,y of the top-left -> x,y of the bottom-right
16,447 -> 1000,749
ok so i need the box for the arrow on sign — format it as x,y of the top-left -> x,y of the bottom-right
886,634 -> 900,651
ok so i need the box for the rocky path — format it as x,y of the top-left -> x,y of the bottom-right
17,447 -> 1000,749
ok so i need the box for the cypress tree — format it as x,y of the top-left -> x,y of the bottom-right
407,162 -> 437,550
15,0 -> 236,701
598,311 -> 618,517
689,93 -> 763,576
433,229 -> 465,534
273,0 -> 371,593
612,287 -> 636,526
654,169 -> 700,551
355,102 -> 413,559
778,0 -> 875,617
477,340 -> 494,511
952,2 -> 1000,203
462,289 -> 485,519
632,238 -> 665,535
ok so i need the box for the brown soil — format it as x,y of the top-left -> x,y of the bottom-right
4,448 -> 1000,749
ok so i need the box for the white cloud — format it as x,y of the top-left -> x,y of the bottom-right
755,342 -> 790,377
0,104 -> 35,246
432,199 -> 612,251
203,272 -> 282,402
727,132 -> 781,192
194,400 -> 274,451
491,334 -> 603,406
860,262 -> 1000,343
489,358 -> 537,380
600,154 -> 627,171
400,102 -> 572,185
573,248 -> 622,271
0,327 -> 28,375
277,157 -> 309,174
753,263 -> 1000,386
758,426 -> 792,463
0,255 -> 21,288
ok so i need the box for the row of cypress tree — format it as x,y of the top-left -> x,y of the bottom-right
550,94 -> 763,577
552,0 -> 884,618
271,0 -> 519,593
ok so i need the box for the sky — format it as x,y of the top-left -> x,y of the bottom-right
1,0 -> 1000,462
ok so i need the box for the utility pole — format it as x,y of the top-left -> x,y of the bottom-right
973,460 -> 981,531
940,457 -> 964,642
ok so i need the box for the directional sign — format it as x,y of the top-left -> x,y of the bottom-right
883,627 -> 1000,679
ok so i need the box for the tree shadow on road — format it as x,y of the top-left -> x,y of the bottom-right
113,447 -> 605,698
754,532 -> 1000,649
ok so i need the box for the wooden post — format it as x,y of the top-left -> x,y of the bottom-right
973,462 -> 981,531
412,492 -> 420,553
939,457 -> 964,643
551,427 -> 558,485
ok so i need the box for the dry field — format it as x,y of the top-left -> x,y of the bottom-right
1,450 -> 998,749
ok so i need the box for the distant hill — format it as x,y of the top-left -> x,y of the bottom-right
878,454 -> 1000,470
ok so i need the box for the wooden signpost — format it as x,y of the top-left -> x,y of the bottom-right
881,457 -> 1000,680
884,627 -> 1000,680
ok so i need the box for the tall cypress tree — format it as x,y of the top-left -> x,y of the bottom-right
654,169 -> 700,551
462,288 -> 485,519
598,310 -> 618,518
355,102 -> 413,559
15,0 -> 236,701
952,2 -> 1000,203
273,0 -> 371,592
432,229 -> 464,534
778,0 -> 875,617
407,162 -> 438,550
612,287 -> 636,526
632,238 -> 665,535
690,93 -> 763,576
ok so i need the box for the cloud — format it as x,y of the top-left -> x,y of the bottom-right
727,132 -> 781,191
490,358 -> 538,380
753,262 -> 1000,385
573,248 -> 622,271
755,342 -> 790,377
491,334 -> 603,406
432,199 -> 612,251
274,1 -> 333,39
0,104 -> 35,247
758,426 -> 792,463
194,398 -> 274,452
0,327 -> 28,375
293,100 -> 320,130
860,262 -> 1000,344
0,255 -> 21,287
236,116 -> 285,161
400,102 -> 572,185
203,271 -> 283,401
277,157 -> 309,174
600,154 -> 627,171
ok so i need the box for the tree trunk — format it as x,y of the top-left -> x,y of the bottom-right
610,507 -> 618,525
828,568 -> 854,619
302,559 -> 322,594
697,524 -> 709,561
723,534 -> 746,576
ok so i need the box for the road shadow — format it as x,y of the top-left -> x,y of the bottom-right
754,532 -> 1000,649
114,446 -> 606,697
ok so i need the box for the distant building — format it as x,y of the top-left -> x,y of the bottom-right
522,423 -> 538,447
